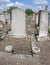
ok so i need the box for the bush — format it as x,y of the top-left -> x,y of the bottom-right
25,9 -> 33,16
48,28 -> 50,33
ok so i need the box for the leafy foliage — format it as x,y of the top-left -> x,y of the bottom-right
7,6 -> 16,14
3,11 -> 6,13
25,9 -> 33,15
48,28 -> 50,31
3,6 -> 16,14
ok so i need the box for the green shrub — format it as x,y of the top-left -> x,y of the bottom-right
48,28 -> 50,31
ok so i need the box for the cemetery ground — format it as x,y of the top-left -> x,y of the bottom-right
0,35 -> 40,65
0,16 -> 50,65
0,33 -> 50,65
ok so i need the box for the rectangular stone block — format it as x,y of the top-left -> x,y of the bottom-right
0,15 -> 5,24
39,10 -> 48,37
10,8 -> 27,38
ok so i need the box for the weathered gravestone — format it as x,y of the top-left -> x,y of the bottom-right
6,14 -> 11,24
10,8 -> 27,38
37,5 -> 49,41
36,14 -> 38,26
0,14 -> 6,24
0,13 -> 10,24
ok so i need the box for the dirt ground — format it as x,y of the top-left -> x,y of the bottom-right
0,35 -> 31,54
36,40 -> 50,65
0,35 -> 50,65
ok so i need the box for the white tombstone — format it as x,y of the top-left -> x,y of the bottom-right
6,14 -> 11,24
33,14 -> 35,20
39,10 -> 48,37
37,5 -> 49,41
10,8 -> 27,38
36,14 -> 38,25
0,15 -> 6,24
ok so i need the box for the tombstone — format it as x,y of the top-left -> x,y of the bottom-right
36,14 -> 38,25
33,14 -> 35,20
10,8 -> 27,38
37,5 -> 49,41
0,14 -> 6,24
38,10 -> 42,26
5,14 -> 11,24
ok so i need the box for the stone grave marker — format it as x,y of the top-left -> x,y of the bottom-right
37,5 -> 49,41
10,8 -> 27,38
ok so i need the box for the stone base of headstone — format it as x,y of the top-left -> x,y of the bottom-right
37,36 -> 50,41
8,34 -> 27,38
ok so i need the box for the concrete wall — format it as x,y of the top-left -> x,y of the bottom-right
10,8 -> 27,38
